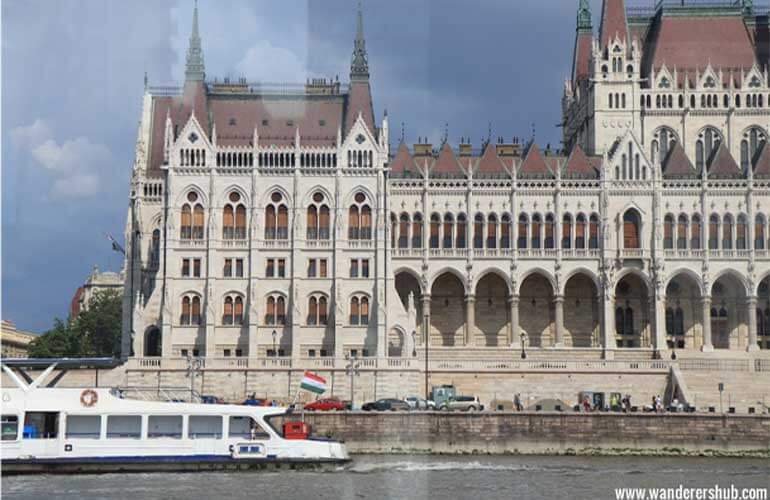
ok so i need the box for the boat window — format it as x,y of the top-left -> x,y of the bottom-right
148,415 -> 183,439
188,415 -> 223,439
23,412 -> 59,439
106,415 -> 141,439
229,416 -> 270,440
2,415 -> 19,441
66,415 -> 101,439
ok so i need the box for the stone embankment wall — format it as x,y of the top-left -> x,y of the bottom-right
286,412 -> 770,456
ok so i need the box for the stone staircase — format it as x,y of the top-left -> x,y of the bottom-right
678,370 -> 770,413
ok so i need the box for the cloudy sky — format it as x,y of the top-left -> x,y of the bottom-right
2,0 -> 604,333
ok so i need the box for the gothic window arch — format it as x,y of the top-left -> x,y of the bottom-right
307,191 -> 330,240
691,214 -> 702,249
696,127 -> 722,171
223,191 -> 247,240
474,213 -> 484,249
677,214 -> 688,249
756,214 -> 766,250
180,293 -> 201,326
589,214 -> 600,249
501,213 -> 511,248
150,229 -> 160,268
412,213 -> 423,248
562,214 -> 573,249
736,214 -> 747,250
349,192 -> 371,240
265,294 -> 286,325
350,295 -> 370,326
722,214 -> 734,250
443,213 -> 455,249
430,213 -> 440,249
517,214 -> 529,249
307,294 -> 328,326
487,213 -> 498,249
456,213 -> 467,248
664,214 -> 674,249
575,213 -> 587,249
531,213 -> 542,249
222,294 -> 244,326
399,213 -> 410,249
265,191 -> 288,240
623,209 -> 641,249
652,127 -> 677,163
181,191 -> 205,240
709,214 -> 720,249
544,214 -> 555,249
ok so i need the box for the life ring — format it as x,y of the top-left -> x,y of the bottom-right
80,389 -> 98,407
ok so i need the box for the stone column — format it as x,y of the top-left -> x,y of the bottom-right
701,296 -> 714,352
654,292 -> 667,354
509,296 -> 520,347
421,295 -> 432,345
553,295 -> 565,347
747,296 -> 760,352
601,293 -> 615,356
464,295 -> 475,346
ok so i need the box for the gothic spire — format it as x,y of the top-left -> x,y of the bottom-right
577,0 -> 592,31
185,0 -> 205,82
350,1 -> 369,81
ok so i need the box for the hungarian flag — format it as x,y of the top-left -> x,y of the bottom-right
300,372 -> 327,395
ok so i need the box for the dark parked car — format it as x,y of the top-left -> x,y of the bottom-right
361,398 -> 410,411
304,398 -> 346,411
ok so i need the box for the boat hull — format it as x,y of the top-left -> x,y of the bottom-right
2,455 -> 351,475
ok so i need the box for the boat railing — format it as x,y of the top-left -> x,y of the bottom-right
113,386 -> 203,404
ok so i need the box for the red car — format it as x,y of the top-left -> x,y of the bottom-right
304,398 -> 346,411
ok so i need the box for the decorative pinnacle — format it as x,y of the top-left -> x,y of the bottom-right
185,0 -> 205,82
577,0 -> 592,30
350,1 -> 369,80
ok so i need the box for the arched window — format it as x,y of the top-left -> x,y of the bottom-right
741,127 -> 767,171
412,213 -> 423,248
664,215 -> 674,249
722,214 -> 734,250
180,294 -> 201,326
531,214 -> 542,249
181,192 -> 204,240
474,214 -> 484,249
307,192 -> 329,240
575,214 -> 586,249
589,214 -> 600,249
562,214 -> 573,249
755,214 -> 766,250
266,296 -> 276,325
623,210 -> 641,249
307,295 -> 328,326
430,214 -> 440,249
181,204 -> 192,240
348,206 -> 359,240
736,214 -> 747,250
654,128 -> 677,163
500,214 -> 511,249
399,213 -> 409,249
349,192 -> 370,240
487,214 -> 498,249
709,214 -> 719,249
443,214 -> 454,249
544,214 -> 554,249
517,214 -> 528,249
265,192 -> 288,240
265,295 -> 285,326
193,205 -> 204,240
349,295 -> 370,325
677,215 -> 688,249
390,213 -> 397,248
150,229 -> 160,267
457,214 -> 468,248
222,294 -> 244,326
223,192 -> 246,240
691,214 -> 702,249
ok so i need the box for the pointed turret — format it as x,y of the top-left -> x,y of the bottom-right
572,0 -> 594,83
185,0 -> 205,82
599,0 -> 628,48
344,1 -> 376,137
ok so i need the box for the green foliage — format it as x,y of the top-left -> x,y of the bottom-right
27,289 -> 122,358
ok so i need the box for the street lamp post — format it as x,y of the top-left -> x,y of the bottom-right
271,329 -> 277,357
520,332 -> 527,359
411,330 -> 417,358
424,325 -> 430,400
345,354 -> 360,409
186,354 -> 203,402
671,336 -> 677,360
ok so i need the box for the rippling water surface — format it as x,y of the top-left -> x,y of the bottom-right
3,455 -> 769,500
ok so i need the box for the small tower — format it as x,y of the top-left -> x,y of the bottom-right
185,0 -> 205,82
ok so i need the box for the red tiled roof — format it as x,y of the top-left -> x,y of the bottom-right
572,31 -> 593,82
519,144 -> 553,177
600,0 -> 629,47
708,143 -> 742,177
475,144 -> 508,176
646,15 -> 756,77
662,142 -> 698,178
564,145 -> 599,178
431,143 -> 466,177
344,80 -> 376,137
752,142 -> 770,177
389,142 -> 420,177
210,97 -> 342,148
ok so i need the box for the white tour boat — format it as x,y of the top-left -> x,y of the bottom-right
0,360 -> 349,474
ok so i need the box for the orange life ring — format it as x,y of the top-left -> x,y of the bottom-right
80,389 -> 98,407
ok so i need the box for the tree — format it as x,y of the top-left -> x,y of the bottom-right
28,289 -> 123,358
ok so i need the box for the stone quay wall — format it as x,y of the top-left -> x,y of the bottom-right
284,412 -> 770,456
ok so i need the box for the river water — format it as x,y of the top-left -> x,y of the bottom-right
3,455 -> 768,500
